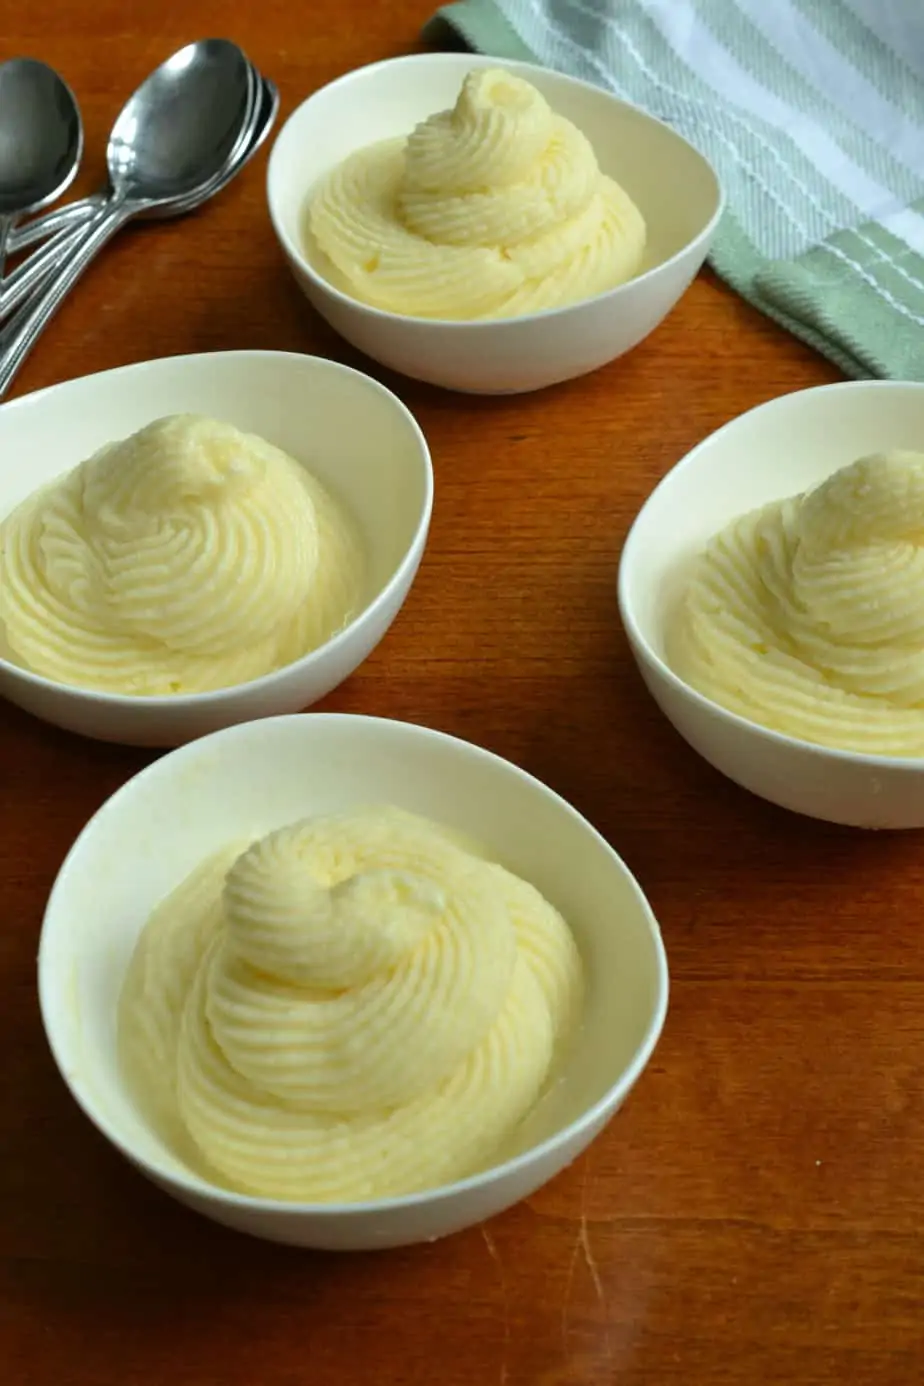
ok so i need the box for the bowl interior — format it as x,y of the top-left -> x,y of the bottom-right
269,53 -> 721,286
621,382 -> 924,664
0,351 -> 430,630
40,714 -> 667,1204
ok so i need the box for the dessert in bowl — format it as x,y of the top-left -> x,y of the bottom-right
267,53 -> 723,394
39,713 -> 669,1250
0,350 -> 432,746
618,380 -> 924,829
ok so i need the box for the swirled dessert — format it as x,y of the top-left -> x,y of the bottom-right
670,450 -> 924,755
307,67 -> 646,320
118,806 -> 583,1202
0,414 -> 364,694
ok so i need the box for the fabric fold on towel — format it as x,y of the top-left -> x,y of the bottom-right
424,0 -> 924,380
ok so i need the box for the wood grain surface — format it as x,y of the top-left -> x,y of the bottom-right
3,3 -> 922,1384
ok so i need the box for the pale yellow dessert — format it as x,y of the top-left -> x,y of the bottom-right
671,450 -> 924,756
307,67 -> 646,320
119,806 -> 583,1202
0,414 -> 364,695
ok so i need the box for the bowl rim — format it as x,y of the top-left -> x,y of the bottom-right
266,50 -> 726,332
0,349 -> 434,707
38,711 -> 670,1218
618,378 -> 924,773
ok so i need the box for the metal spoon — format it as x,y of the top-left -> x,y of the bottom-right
1,70 -> 273,322
7,59 -> 276,254
1,72 -> 277,320
0,38 -> 256,399
0,58 -> 82,271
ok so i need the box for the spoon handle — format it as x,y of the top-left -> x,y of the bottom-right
0,202 -> 133,401
0,219 -> 93,321
0,216 -> 11,278
7,194 -> 106,254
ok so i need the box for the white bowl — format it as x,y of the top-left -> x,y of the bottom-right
39,712 -> 668,1250
266,53 -> 722,395
619,381 -> 924,830
0,350 -> 432,747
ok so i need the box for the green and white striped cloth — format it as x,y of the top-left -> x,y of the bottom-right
424,0 -> 924,379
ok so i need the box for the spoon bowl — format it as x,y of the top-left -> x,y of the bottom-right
0,58 -> 82,212
105,39 -> 256,207
0,57 -> 82,264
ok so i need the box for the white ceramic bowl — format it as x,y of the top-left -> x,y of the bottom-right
619,381 -> 924,830
0,350 -> 432,747
266,53 -> 722,395
39,713 -> 668,1250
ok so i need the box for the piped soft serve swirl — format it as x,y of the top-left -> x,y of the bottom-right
307,68 -> 646,320
118,806 -> 583,1202
0,414 -> 364,694
671,450 -> 924,755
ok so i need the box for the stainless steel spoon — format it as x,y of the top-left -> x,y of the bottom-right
7,60 -> 277,254
0,38 -> 256,398
0,58 -> 82,271
0,70 -> 279,334
1,72 -> 277,319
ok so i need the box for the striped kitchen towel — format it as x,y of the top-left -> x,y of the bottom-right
423,0 -> 924,379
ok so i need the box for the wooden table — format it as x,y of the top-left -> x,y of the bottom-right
3,3 -> 921,1383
